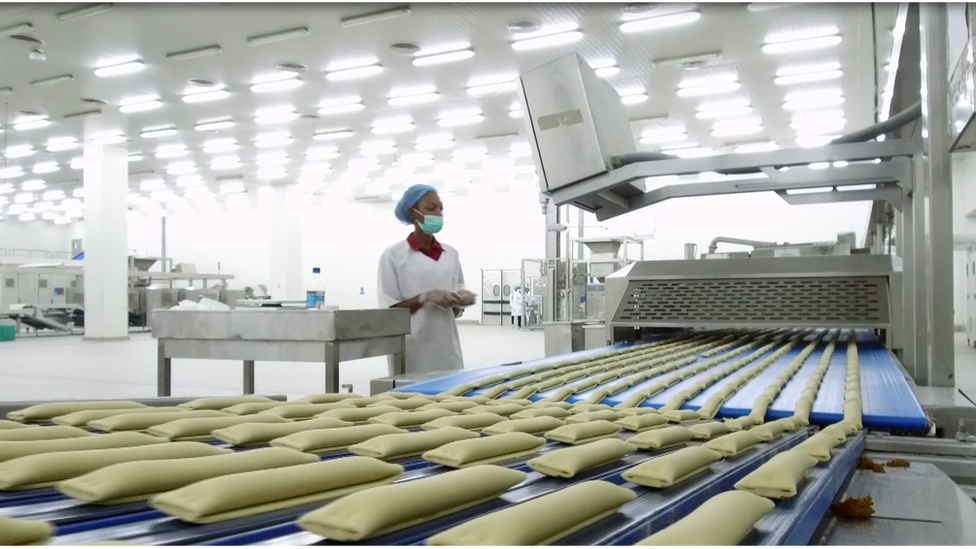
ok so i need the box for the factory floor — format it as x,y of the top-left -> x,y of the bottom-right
0,325 -> 543,402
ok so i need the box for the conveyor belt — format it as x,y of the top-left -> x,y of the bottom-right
402,330 -> 927,430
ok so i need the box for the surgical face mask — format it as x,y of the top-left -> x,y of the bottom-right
413,209 -> 444,234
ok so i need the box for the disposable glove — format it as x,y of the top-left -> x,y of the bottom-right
420,289 -> 461,309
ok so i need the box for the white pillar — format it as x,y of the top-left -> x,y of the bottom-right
269,185 -> 304,301
82,141 -> 129,340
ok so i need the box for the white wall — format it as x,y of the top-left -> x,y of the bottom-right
0,221 -> 71,254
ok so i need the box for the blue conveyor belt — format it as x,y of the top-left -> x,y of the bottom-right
396,330 -> 928,430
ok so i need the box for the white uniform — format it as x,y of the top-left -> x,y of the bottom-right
377,239 -> 465,375
510,288 -> 524,316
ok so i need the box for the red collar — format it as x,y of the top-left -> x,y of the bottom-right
407,233 -> 444,261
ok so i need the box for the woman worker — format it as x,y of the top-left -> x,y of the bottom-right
377,184 -> 477,375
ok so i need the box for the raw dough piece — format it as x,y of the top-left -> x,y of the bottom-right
443,395 -> 490,404
212,417 -> 352,447
420,401 -> 480,413
510,407 -> 572,420
464,403 -> 525,417
544,420 -> 622,445
57,447 -> 317,504
750,420 -> 793,442
492,398 -> 535,407
734,450 -> 818,499
0,420 -> 26,430
793,432 -> 843,462
295,393 -> 365,404
483,416 -> 566,436
270,425 -> 406,454
178,396 -> 275,410
421,432 -> 545,468
821,422 -> 856,441
221,402 -> 291,415
480,386 -> 511,399
627,426 -> 695,451
724,416 -> 761,432
52,407 -> 185,426
567,410 -> 622,424
615,413 -> 669,433
343,398 -> 386,408
0,432 -> 165,463
527,400 -> 573,410
688,422 -> 733,440
147,414 -> 291,441
635,491 -> 774,546
267,403 -> 355,419
368,409 -> 456,428
298,465 -> 526,542
527,438 -> 636,478
7,401 -> 146,422
0,425 -> 92,442
439,384 -> 475,397
0,516 -> 53,546
509,387 -> 538,399
348,427 -> 480,460
0,441 -> 229,490
422,413 -> 506,432
703,431 -> 762,458
569,402 -> 612,414
366,398 -> 432,411
88,410 -> 230,432
617,407 -> 660,416
623,446 -> 722,488
427,481 -> 636,546
843,401 -> 863,428
149,457 -> 404,523
663,410 -> 704,423
373,391 -> 427,400
317,406 -> 401,423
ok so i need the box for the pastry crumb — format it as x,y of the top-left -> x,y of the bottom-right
856,457 -> 886,473
886,458 -> 910,468
831,495 -> 875,519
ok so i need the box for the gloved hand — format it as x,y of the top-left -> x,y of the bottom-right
419,289 -> 461,309
456,289 -> 478,307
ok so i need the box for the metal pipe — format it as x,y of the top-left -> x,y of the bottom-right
708,236 -> 778,254
831,101 -> 922,145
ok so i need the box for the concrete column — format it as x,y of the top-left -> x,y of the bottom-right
82,141 -> 129,341
920,2 -> 955,386
269,185 -> 304,301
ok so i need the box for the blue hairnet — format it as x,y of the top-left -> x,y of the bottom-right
395,184 -> 437,225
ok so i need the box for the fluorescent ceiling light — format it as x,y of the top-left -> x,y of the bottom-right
413,49 -> 475,66
796,135 -> 839,148
140,179 -> 166,191
326,64 -> 383,81
92,132 -> 127,146
713,116 -> 762,130
167,45 -> 222,61
318,102 -> 365,116
677,82 -> 740,97
255,137 -> 293,148
46,140 -> 79,152
775,70 -> 843,86
155,147 -> 188,159
388,92 -> 439,106
32,163 -> 59,174
696,106 -> 753,119
119,99 -> 162,113
177,175 -> 205,188
620,11 -> 701,33
776,61 -> 841,76
31,74 -> 74,87
784,88 -> 842,103
763,35 -> 842,54
641,126 -> 685,137
765,26 -> 840,44
467,80 -> 517,96
340,6 -> 410,27
256,156 -> 289,166
786,186 -> 833,194
204,140 -> 239,154
512,30 -> 583,51
640,133 -> 687,145
621,94 -> 648,105
183,89 -> 230,103
712,126 -> 763,137
166,162 -> 197,175
808,162 -> 830,170
509,109 -> 523,118
210,161 -> 242,170
698,98 -> 750,111
372,123 -> 415,135
5,146 -> 35,158
306,149 -> 340,161
255,111 -> 299,125
22,180 -> 45,190
14,192 -> 34,202
783,96 -> 845,111
595,66 -> 620,78
734,142 -> 779,153
57,4 -> 112,21
416,139 -> 455,151
220,182 -> 246,194
679,73 -> 738,88
793,119 -> 847,136
247,27 -> 308,46
42,191 -> 64,201
14,119 -> 50,131
314,130 -> 353,141
95,60 -> 144,77
18,213 -> 36,221
791,108 -> 845,123
195,120 -> 234,131
360,147 -> 398,156
673,147 -> 718,158
257,170 -> 287,180
140,127 -> 177,138
437,115 -> 484,127
250,77 -> 302,93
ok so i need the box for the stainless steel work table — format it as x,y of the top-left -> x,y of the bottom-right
151,308 -> 411,396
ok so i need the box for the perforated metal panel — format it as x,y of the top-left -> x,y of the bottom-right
612,276 -> 891,328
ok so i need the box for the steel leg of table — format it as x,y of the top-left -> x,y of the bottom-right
157,339 -> 172,397
325,342 -> 340,393
243,360 -> 255,394
392,335 -> 407,376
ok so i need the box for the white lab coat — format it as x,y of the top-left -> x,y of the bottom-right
510,288 -> 524,316
377,239 -> 465,375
